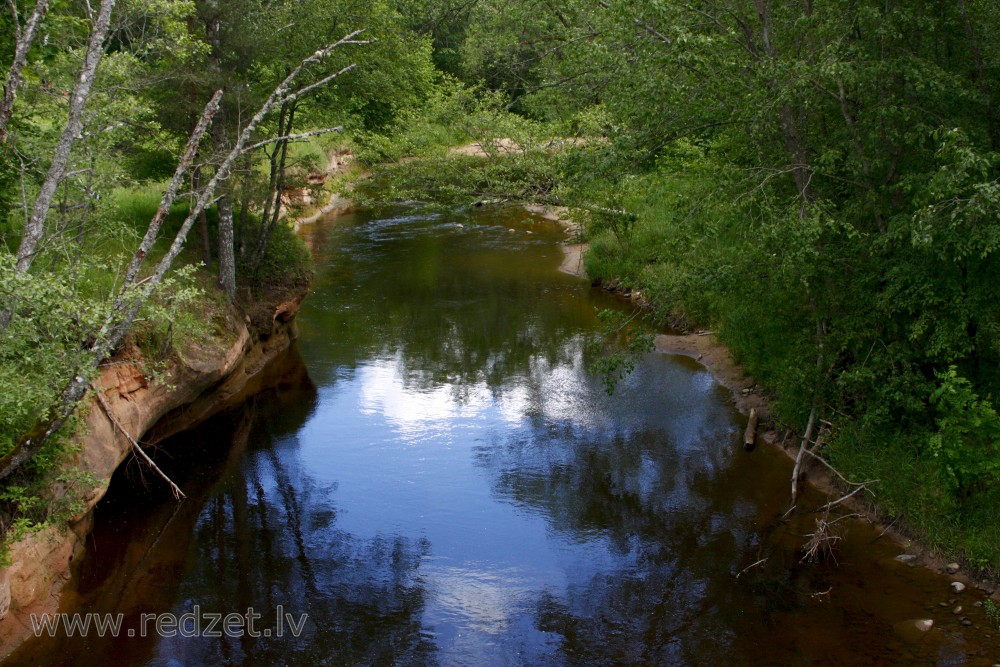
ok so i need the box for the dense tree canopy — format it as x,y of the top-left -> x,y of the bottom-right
362,0 -> 1000,564
1,0 -> 998,566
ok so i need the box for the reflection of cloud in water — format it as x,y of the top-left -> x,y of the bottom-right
425,565 -> 531,634
355,339 -> 619,438
358,353 -> 497,434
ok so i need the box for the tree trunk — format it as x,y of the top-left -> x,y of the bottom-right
12,0 -> 117,273
236,152 -> 254,257
194,166 -> 213,267
957,0 -> 996,149
253,101 -> 296,271
213,110 -> 236,300
217,195 -> 236,299
258,101 -> 288,231
0,0 -> 50,142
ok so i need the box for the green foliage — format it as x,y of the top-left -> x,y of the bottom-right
242,220 -> 312,295
0,466 -> 97,567
132,263 -> 208,367
928,367 -> 1000,493
0,255 -> 108,459
986,599 -> 1000,630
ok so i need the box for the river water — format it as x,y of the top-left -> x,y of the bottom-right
5,206 -> 996,665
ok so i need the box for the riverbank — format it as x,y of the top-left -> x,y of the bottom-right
0,284 -> 307,658
538,199 -> 1000,628
655,326 -> 999,592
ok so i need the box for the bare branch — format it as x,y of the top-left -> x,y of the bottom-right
241,125 -> 343,154
735,558 -> 768,579
92,383 -> 185,499
283,64 -> 358,104
813,485 -> 866,515
117,90 -> 223,294
803,449 -> 878,490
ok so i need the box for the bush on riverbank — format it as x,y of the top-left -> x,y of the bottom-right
363,83 -> 1000,571
580,140 -> 1000,571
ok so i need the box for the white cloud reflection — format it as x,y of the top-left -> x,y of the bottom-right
356,342 -> 608,442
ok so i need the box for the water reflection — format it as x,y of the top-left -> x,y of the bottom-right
6,206 -> 991,666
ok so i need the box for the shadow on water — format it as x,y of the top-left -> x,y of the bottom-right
6,204 -> 998,666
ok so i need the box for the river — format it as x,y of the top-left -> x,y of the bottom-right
5,205 -> 996,665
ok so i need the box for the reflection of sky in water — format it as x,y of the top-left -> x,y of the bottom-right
291,328 -> 737,664
14,208 -> 981,667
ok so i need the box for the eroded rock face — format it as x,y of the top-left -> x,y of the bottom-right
0,293 -> 303,656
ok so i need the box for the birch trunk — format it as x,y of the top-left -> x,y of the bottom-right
13,0 -> 117,272
0,0 -> 50,141
0,30 -> 366,481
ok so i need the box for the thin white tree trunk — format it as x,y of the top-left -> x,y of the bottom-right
13,0 -> 116,272
0,0 -> 50,141
0,31 -> 368,481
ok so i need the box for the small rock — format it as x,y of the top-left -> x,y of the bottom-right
892,618 -> 934,643
961,618 -> 973,626
974,601 -> 983,607
939,602 -> 950,607
508,228 -> 516,233
952,606 -> 963,614
946,563 -> 960,574
895,554 -> 917,563
741,388 -> 751,395
951,581 -> 967,593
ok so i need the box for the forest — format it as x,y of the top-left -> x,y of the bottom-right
1,0 -> 998,574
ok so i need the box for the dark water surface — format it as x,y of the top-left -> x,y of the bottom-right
6,207 -> 997,666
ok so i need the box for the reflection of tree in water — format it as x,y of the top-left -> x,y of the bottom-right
8,347 -> 436,667
472,409 -> 828,666
297,206 -> 611,395
158,373 -> 436,667
176,445 -> 434,667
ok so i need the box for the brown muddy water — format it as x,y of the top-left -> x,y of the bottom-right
4,206 -> 998,666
